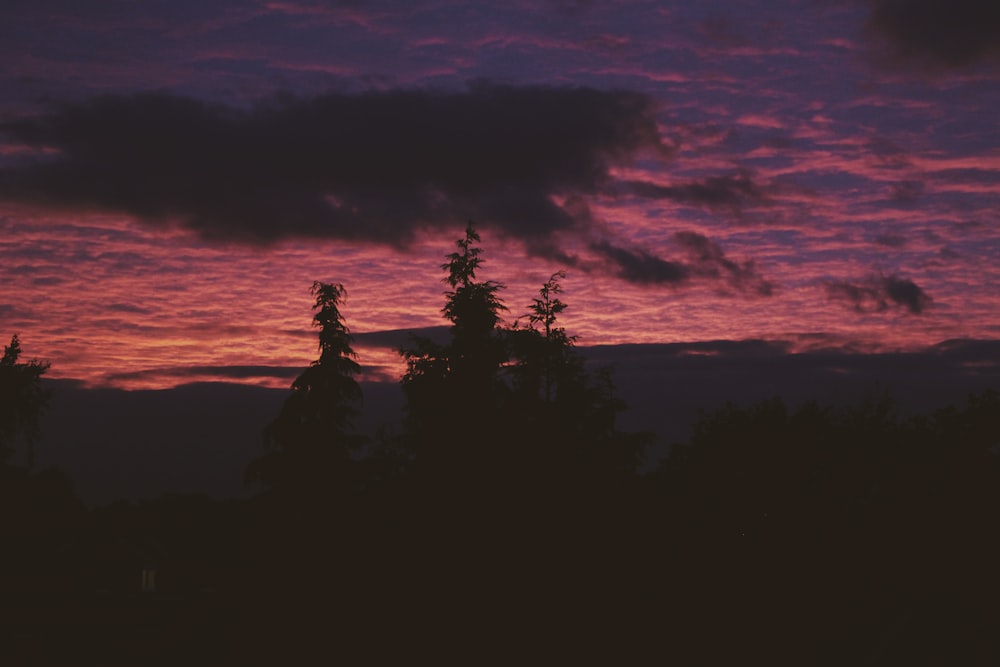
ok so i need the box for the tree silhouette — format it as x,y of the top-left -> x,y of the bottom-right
439,221 -> 508,404
0,335 -> 50,468
246,282 -> 365,493
401,222 -> 508,476
507,272 -> 648,481
508,271 -> 574,404
401,228 -> 651,488
0,338 -> 86,605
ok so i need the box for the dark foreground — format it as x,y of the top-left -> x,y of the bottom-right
4,392 -> 1000,665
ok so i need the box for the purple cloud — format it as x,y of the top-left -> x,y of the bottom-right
825,272 -> 932,315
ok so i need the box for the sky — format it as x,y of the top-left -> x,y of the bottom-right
1,0 -> 999,392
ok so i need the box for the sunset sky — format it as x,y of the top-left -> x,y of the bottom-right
2,0 -> 999,391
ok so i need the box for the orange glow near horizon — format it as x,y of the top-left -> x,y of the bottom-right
4,207 -> 997,391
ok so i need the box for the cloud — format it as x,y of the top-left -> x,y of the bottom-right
865,136 -> 912,169
888,180 -> 924,203
622,169 -> 778,218
590,240 -> 689,285
697,16 -> 751,50
673,231 -> 774,295
874,232 -> 907,248
882,273 -> 933,314
0,84 -> 775,294
825,272 -> 932,314
31,276 -> 67,286
102,365 -> 303,384
353,325 -> 450,350
0,84 -> 668,247
866,0 -> 1000,69
939,246 -> 960,260
106,302 -> 155,315
590,231 -> 773,295
0,84 -> 782,291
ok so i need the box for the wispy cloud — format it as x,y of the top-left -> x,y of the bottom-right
104,365 -> 302,384
621,169 -> 782,218
589,231 -> 773,295
673,231 -> 774,296
825,272 -> 932,315
590,240 -> 689,285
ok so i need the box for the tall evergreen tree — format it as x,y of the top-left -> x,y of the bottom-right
247,282 -> 365,493
401,222 -> 508,476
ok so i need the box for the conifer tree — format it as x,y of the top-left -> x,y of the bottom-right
508,271 -> 576,404
401,223 -> 508,475
507,274 -> 645,480
247,282 -> 365,492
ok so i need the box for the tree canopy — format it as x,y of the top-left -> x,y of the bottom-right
401,223 -> 509,477
0,335 -> 50,468
398,223 -> 649,495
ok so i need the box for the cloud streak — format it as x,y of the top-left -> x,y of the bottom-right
621,169 -> 781,218
590,240 -> 689,285
825,272 -> 932,315
591,231 -> 773,296
103,365 -> 303,384
674,231 -> 774,296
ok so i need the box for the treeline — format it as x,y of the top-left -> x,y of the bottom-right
2,226 -> 999,664
246,224 -> 649,507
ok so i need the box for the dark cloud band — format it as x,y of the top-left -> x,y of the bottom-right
0,84 -> 665,243
0,84 -> 776,292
